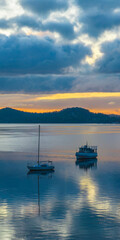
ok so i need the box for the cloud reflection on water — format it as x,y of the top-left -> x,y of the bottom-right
0,160 -> 120,239
0,124 -> 120,239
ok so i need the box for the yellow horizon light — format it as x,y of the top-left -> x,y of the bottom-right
35,92 -> 120,101
0,92 -> 120,115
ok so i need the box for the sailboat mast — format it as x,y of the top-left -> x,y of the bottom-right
38,125 -> 40,164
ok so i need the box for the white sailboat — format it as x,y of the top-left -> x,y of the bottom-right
27,125 -> 55,171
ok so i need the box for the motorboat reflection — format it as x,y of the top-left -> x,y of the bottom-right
75,158 -> 97,170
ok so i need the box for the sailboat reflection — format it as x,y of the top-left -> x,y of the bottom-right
27,170 -> 54,176
75,159 -> 97,171
28,170 -> 54,215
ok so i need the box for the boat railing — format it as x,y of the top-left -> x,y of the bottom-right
92,146 -> 97,153
27,160 -> 53,166
90,146 -> 97,150
81,145 -> 97,149
80,145 -> 97,152
38,160 -> 53,164
39,160 -> 52,162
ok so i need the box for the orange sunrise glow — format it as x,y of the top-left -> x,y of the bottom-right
0,92 -> 119,115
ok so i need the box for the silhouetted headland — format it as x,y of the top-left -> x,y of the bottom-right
0,107 -> 120,123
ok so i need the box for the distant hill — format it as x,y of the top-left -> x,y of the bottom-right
0,107 -> 120,123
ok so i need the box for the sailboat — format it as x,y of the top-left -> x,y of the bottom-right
27,125 -> 55,172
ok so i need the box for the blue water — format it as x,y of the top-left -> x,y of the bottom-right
0,124 -> 120,239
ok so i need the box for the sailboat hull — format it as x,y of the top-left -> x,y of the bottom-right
27,165 -> 55,171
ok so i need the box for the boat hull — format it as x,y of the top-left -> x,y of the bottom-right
27,166 -> 55,171
76,152 -> 97,160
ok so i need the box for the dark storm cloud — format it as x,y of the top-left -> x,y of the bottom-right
76,0 -> 120,11
0,75 -> 76,93
42,19 -> 75,39
14,15 -> 42,30
0,34 -> 90,75
76,0 -> 120,37
96,40 -> 120,73
0,15 -> 41,32
15,15 -> 75,39
0,15 -> 75,40
20,0 -> 69,16
2,0 -> 120,39
81,12 -> 120,37
0,19 -> 10,29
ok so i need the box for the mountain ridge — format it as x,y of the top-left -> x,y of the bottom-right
0,107 -> 119,123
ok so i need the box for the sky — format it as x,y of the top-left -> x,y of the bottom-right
0,0 -> 120,114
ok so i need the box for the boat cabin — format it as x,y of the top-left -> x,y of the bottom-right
79,145 -> 97,153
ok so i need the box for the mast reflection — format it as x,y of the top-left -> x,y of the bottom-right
27,170 -> 54,215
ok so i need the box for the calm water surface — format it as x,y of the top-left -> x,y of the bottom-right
0,124 -> 120,239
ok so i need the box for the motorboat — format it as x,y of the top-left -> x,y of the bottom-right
27,125 -> 55,172
75,144 -> 97,160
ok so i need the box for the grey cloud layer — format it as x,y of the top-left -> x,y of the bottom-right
0,75 -> 75,93
0,0 -> 6,5
74,74 -> 120,92
0,74 -> 120,94
0,34 -> 90,75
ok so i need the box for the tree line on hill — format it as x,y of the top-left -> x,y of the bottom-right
0,107 -> 119,123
